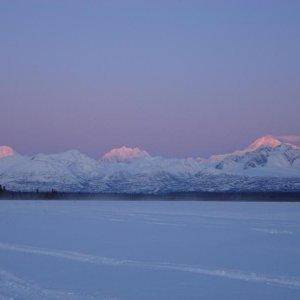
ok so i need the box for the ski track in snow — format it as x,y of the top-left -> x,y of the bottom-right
0,268 -> 89,300
0,242 -> 300,290
252,228 -> 293,235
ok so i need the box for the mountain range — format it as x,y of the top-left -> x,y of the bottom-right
0,135 -> 299,194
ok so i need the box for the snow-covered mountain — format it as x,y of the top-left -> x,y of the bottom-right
0,146 -> 15,159
248,135 -> 282,150
208,136 -> 300,177
0,136 -> 299,194
0,149 -> 101,192
102,146 -> 151,163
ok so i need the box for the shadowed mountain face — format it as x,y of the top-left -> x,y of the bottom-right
0,136 -> 299,193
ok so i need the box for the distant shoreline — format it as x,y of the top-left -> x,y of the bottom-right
0,190 -> 300,202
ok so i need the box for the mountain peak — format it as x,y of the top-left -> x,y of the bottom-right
102,146 -> 150,163
0,146 -> 15,159
247,135 -> 282,151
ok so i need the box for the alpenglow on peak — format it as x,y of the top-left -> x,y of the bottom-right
247,135 -> 282,151
0,146 -> 15,159
102,146 -> 151,163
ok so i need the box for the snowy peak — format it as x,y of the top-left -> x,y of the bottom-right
102,146 -> 151,163
0,146 -> 15,159
247,135 -> 282,151
209,135 -> 300,174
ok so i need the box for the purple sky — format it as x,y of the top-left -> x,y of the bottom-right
1,1 -> 300,158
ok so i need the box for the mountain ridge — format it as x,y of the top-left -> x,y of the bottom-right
0,135 -> 299,193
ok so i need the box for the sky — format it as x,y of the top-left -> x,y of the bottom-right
0,0 -> 300,158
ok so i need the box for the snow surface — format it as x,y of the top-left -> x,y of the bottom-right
0,136 -> 299,193
0,200 -> 300,299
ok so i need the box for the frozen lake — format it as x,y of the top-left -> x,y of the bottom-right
0,200 -> 299,299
